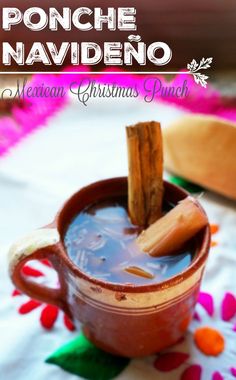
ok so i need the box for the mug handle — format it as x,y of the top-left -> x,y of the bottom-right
8,228 -> 69,313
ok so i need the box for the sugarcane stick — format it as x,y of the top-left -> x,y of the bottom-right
136,196 -> 208,257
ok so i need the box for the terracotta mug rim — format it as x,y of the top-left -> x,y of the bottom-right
55,177 -> 211,294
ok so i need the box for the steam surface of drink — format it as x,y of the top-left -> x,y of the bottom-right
64,198 -> 194,285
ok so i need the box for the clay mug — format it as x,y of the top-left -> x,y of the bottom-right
8,177 -> 210,357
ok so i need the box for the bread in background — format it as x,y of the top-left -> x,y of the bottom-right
163,114 -> 236,200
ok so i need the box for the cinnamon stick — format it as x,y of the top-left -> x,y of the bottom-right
126,121 -> 163,226
136,197 -> 208,257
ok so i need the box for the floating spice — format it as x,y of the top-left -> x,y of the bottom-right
124,266 -> 154,279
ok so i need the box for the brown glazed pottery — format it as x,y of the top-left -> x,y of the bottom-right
8,177 -> 210,357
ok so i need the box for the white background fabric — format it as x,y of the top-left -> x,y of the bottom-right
0,96 -> 236,379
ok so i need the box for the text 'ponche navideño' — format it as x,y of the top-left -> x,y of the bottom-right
2,7 -> 172,67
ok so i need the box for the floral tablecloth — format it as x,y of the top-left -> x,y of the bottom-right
0,95 -> 236,380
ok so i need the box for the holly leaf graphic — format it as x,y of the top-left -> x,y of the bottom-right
193,73 -> 209,88
187,57 -> 212,87
199,57 -> 213,70
187,59 -> 198,72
